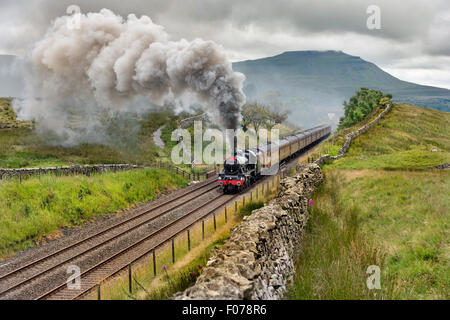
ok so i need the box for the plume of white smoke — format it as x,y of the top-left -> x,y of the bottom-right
14,9 -> 245,145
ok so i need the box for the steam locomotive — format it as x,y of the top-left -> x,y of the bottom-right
218,124 -> 331,193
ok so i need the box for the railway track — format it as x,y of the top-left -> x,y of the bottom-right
0,177 -> 220,300
39,192 -> 240,300
0,135 -> 326,300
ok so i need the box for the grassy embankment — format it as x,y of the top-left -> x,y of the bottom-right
1,98 -> 196,258
0,169 -> 188,259
288,103 -> 449,299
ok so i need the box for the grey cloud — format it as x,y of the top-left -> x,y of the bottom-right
0,0 -> 449,88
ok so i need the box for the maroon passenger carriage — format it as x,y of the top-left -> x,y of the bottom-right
218,124 -> 331,193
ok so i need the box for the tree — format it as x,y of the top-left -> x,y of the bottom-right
379,96 -> 392,108
241,101 -> 290,135
241,102 -> 269,135
264,107 -> 289,131
338,88 -> 391,129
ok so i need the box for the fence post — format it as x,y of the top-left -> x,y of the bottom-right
187,229 -> 191,251
128,264 -> 132,294
235,201 -> 237,213
225,207 -> 227,224
250,191 -> 252,203
153,250 -> 156,276
243,195 -> 245,206
256,187 -> 258,200
171,238 -> 175,263
202,220 -> 205,240
97,283 -> 101,300
213,213 -> 216,231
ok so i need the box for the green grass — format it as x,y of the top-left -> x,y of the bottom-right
92,175 -> 279,300
0,168 -> 188,258
287,172 -> 392,299
291,103 -> 449,299
0,98 -> 181,168
329,104 -> 450,170
0,98 -> 32,129
337,170 -> 449,299
237,201 -> 265,219
312,104 -> 388,159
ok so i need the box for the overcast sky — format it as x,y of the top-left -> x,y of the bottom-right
1,0 -> 449,89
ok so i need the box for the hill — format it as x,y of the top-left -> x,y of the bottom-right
233,51 -> 450,127
0,97 -> 170,168
289,103 -> 449,299
329,103 -> 450,170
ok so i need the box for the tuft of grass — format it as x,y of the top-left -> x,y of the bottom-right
287,172 -> 393,300
335,169 -> 449,299
295,103 -> 449,299
0,168 -> 188,258
237,201 -> 265,218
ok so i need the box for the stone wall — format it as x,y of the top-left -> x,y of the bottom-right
315,103 -> 392,166
435,162 -> 449,170
0,164 -> 142,180
175,163 -> 323,300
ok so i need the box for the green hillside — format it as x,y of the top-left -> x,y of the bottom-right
290,104 -> 449,299
330,103 -> 450,170
233,51 -> 450,127
0,98 -> 174,168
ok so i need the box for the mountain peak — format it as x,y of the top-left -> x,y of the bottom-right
232,50 -> 449,126
269,50 -> 362,60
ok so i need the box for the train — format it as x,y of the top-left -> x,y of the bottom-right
217,124 -> 331,193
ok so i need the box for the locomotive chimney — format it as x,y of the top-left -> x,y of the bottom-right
233,135 -> 237,158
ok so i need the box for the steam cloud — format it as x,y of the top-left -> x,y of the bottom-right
15,9 -> 245,145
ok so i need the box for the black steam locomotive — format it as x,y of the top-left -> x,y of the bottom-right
218,124 -> 331,193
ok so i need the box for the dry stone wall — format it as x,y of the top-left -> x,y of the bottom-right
175,163 -> 323,300
0,164 -> 142,180
315,103 -> 392,166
